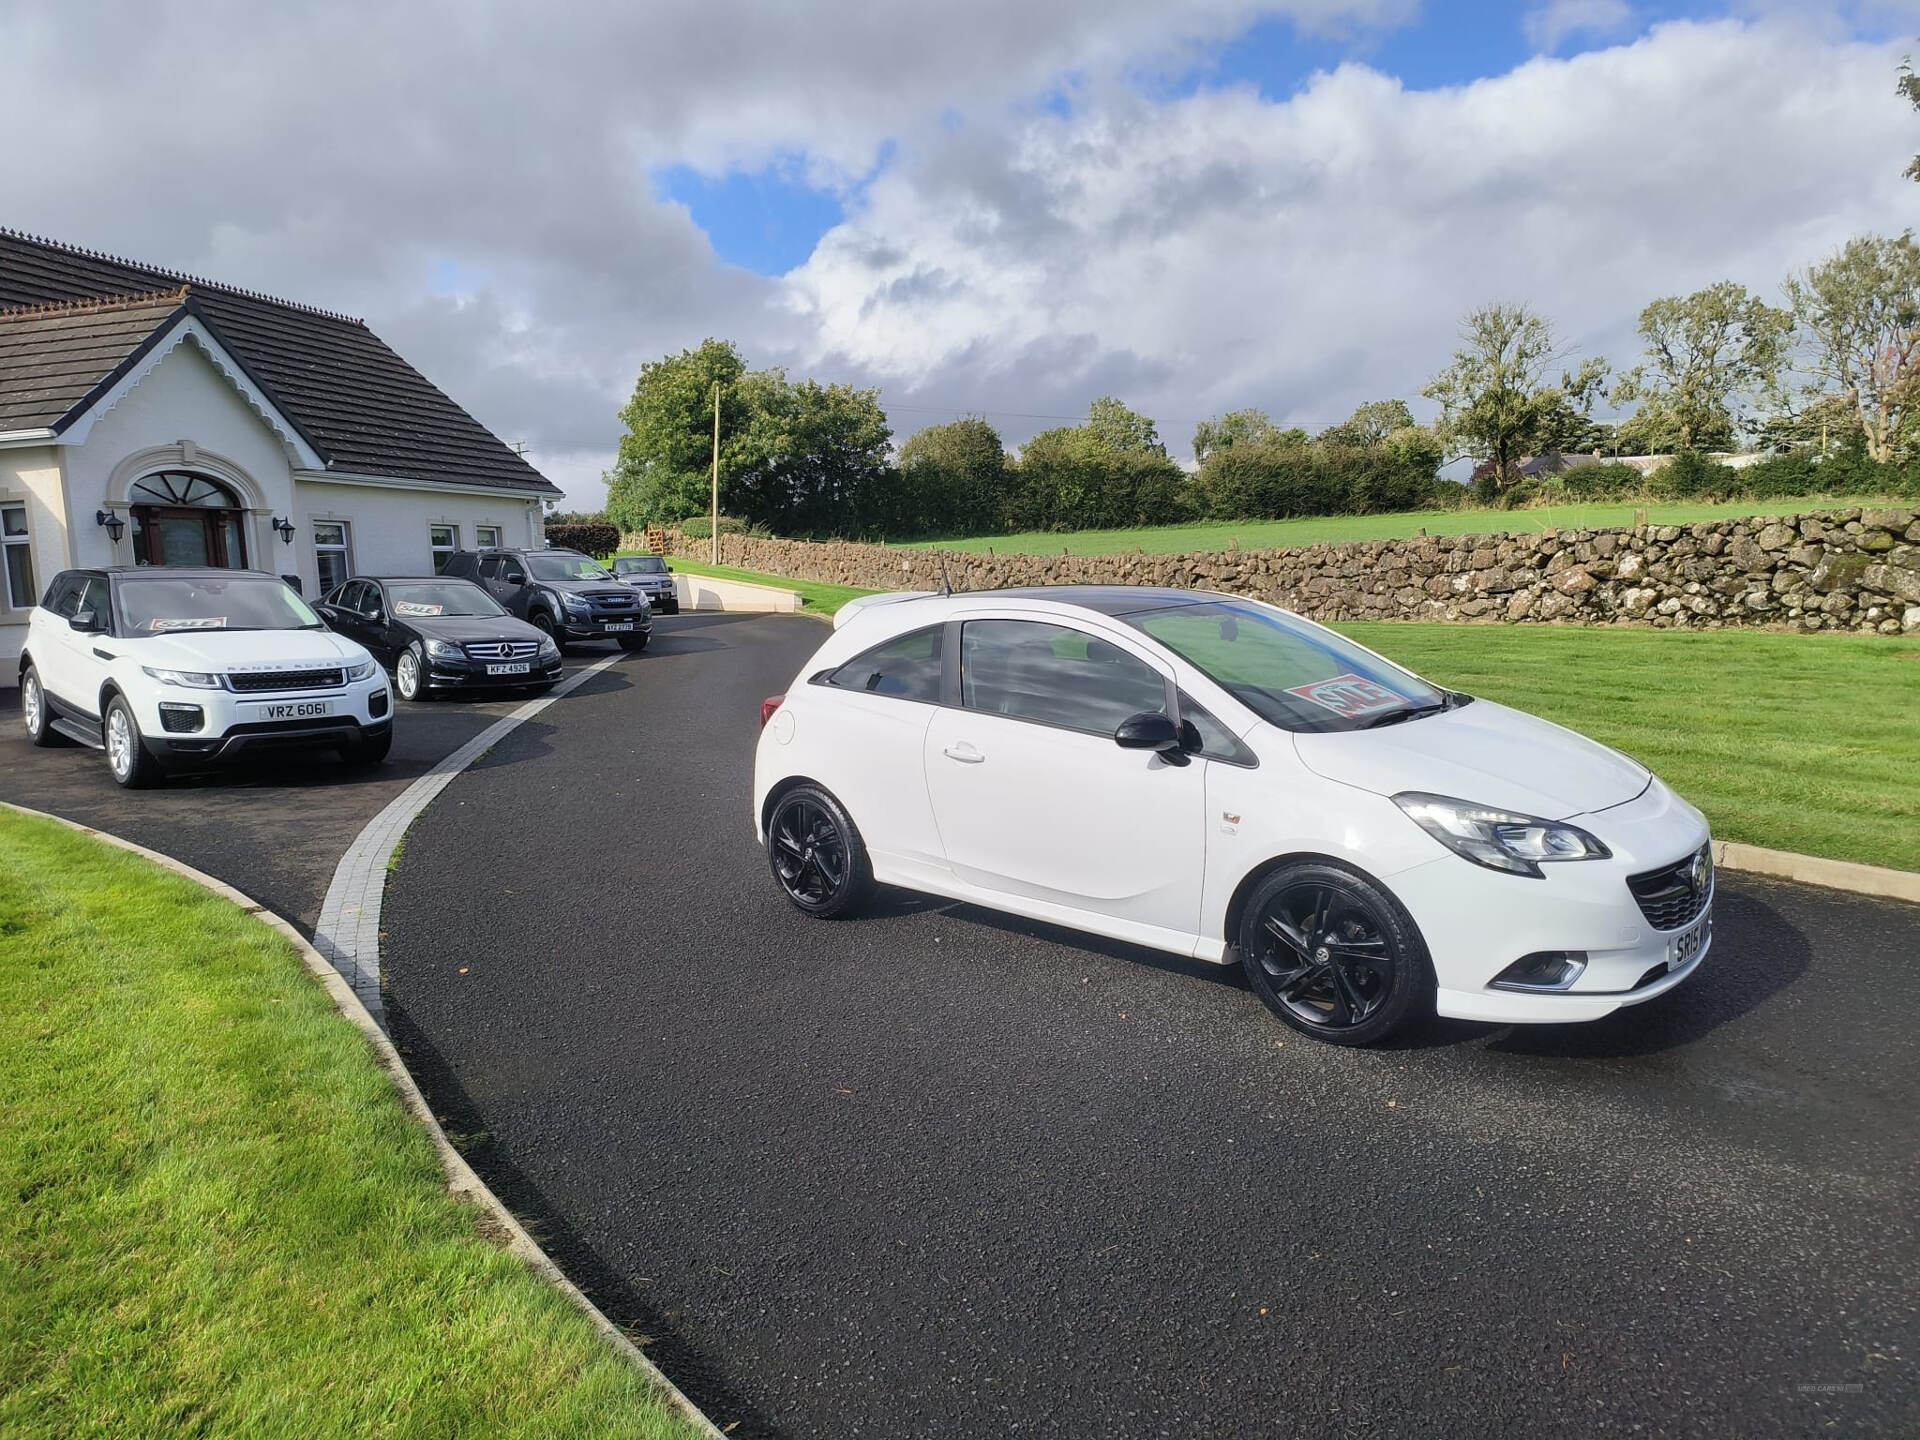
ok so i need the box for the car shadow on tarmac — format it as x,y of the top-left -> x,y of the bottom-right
385,1011 -> 784,1440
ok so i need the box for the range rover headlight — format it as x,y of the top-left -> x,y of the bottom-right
141,665 -> 221,689
1393,792 -> 1611,879
345,659 -> 379,681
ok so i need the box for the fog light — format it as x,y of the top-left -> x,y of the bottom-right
368,691 -> 390,719
1490,951 -> 1588,992
158,702 -> 204,733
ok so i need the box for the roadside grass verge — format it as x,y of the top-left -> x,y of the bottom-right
642,553 -> 875,618
1335,623 -> 1919,873
897,494 -> 1895,557
0,808 -> 700,1440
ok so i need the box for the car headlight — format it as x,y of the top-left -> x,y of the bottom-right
536,635 -> 560,658
345,658 -> 380,681
560,591 -> 589,614
423,640 -> 464,661
141,665 -> 221,689
1393,792 -> 1611,878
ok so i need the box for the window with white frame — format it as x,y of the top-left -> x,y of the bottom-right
2,504 -> 33,612
314,521 -> 352,595
429,524 -> 459,574
475,525 -> 502,550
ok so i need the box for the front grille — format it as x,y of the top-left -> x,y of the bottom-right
584,590 -> 639,609
464,640 -> 541,660
228,668 -> 345,693
1626,844 -> 1713,931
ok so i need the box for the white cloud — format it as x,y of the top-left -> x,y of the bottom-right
784,19 -> 1916,465
1524,0 -> 1635,54
0,5 -> 1913,508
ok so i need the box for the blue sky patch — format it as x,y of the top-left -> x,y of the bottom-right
655,163 -> 846,276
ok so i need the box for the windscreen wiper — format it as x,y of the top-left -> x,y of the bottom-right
1360,703 -> 1448,729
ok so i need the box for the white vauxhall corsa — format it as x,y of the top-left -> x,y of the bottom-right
753,587 -> 1714,1046
20,567 -> 393,788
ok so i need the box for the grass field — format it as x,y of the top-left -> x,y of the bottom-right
0,809 -> 699,1440
639,557 -> 1916,871
897,494 -> 1895,557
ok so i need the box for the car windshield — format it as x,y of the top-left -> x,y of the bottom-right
116,575 -> 323,634
616,556 -> 666,574
1124,598 -> 1449,734
384,581 -> 507,618
527,553 -> 613,581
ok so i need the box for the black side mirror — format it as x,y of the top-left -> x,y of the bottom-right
69,609 -> 103,633
1114,711 -> 1186,763
507,573 -> 525,586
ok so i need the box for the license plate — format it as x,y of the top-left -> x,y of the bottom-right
254,700 -> 334,721
602,621 -> 634,632
486,662 -> 531,675
1668,909 -> 1711,970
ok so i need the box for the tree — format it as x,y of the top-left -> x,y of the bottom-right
605,339 -> 751,533
1192,408 -> 1308,463
1784,231 -> 1920,462
1422,303 -> 1602,489
1316,399 -> 1417,449
896,417 -> 1010,535
1009,399 -> 1189,531
732,375 -> 893,537
1609,282 -> 1790,452
1901,57 -> 1920,182
1084,396 -> 1166,455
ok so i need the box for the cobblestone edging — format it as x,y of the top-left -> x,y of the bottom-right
651,506 -> 1920,633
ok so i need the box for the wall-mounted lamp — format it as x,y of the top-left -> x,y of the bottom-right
272,516 -> 296,545
95,508 -> 125,544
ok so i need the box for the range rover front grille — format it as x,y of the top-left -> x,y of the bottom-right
464,640 -> 541,660
1626,844 -> 1713,932
228,668 -> 345,693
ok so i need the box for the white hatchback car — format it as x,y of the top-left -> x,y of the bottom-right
754,587 -> 1714,1045
20,567 -> 392,787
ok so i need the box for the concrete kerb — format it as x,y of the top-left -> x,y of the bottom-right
0,798 -> 727,1440
1717,840 -> 1920,905
313,653 -> 625,1026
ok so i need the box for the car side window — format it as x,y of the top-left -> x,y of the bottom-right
73,575 -> 108,625
43,573 -> 80,618
1178,691 -> 1258,767
334,580 -> 361,613
501,559 -> 525,584
359,582 -> 386,617
823,625 -> 944,702
478,554 -> 503,581
960,619 -> 1169,735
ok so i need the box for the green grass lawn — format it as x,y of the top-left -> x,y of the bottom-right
1334,623 -> 1919,873
0,809 -> 700,1440
897,494 -> 1895,557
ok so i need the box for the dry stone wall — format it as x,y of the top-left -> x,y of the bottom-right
652,507 -> 1920,633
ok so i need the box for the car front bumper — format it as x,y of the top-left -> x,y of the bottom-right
423,656 -> 565,689
129,677 -> 392,765
1386,778 -> 1716,1025
556,614 -> 652,641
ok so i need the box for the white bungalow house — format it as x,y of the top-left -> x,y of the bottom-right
0,229 -> 559,666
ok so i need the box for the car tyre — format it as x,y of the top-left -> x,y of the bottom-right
342,727 -> 393,767
103,695 -> 163,789
21,664 -> 62,747
530,611 -> 567,654
395,643 -> 431,702
1238,860 -> 1434,1047
618,633 -> 649,652
766,784 -> 873,919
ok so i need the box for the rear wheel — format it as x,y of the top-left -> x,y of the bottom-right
103,696 -> 163,789
1239,861 -> 1432,1046
766,785 -> 872,919
21,665 -> 60,746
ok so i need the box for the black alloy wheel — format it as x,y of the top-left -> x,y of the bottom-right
767,785 -> 872,919
1239,862 -> 1432,1046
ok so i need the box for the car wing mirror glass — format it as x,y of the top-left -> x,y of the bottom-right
1114,711 -> 1181,751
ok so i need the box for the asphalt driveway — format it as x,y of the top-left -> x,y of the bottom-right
0,648 -> 640,934
381,612 -> 1920,1439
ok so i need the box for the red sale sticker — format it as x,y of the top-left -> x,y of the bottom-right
1285,672 -> 1406,718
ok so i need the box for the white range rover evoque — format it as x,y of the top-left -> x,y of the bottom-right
19,567 -> 392,788
753,586 -> 1715,1046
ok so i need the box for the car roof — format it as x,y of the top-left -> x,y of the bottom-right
362,575 -> 484,584
981,585 -> 1219,616
100,567 -> 286,580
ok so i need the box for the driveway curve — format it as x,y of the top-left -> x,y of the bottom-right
382,612 -> 1918,1439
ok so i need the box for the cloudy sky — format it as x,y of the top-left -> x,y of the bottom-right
4,0 -> 1916,508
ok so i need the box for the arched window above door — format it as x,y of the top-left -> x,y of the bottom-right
128,471 -> 249,569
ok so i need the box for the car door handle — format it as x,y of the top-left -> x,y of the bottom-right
943,742 -> 985,764
91,648 -> 116,661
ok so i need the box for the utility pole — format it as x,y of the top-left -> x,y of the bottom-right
710,381 -> 721,567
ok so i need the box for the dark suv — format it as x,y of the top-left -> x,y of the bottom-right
443,548 -> 651,652
610,554 -> 679,613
